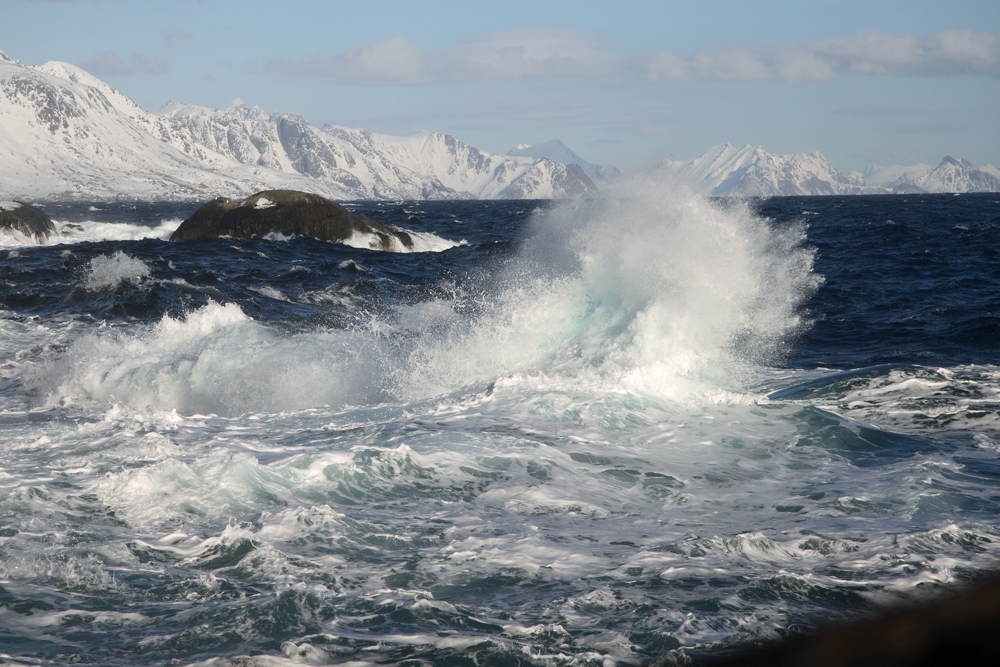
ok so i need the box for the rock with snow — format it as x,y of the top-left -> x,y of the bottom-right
169,190 -> 414,250
0,200 -> 56,239
167,196 -> 239,240
3,48 -> 994,201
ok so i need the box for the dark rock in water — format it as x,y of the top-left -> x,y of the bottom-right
169,196 -> 239,240
696,577 -> 1000,667
169,190 -> 413,250
0,200 -> 56,240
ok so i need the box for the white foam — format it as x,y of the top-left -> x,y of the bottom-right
2,209 -> 458,254
253,286 -> 287,301
83,251 -> 152,291
394,174 -> 820,402
28,301 -> 387,416
806,365 -> 1000,434
27,176 -> 820,418
341,228 -> 463,253
0,218 -> 179,249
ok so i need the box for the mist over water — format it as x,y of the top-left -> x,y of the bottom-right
1,185 -> 999,666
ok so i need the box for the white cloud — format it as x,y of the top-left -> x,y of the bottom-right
270,29 -> 616,84
691,48 -> 772,81
644,30 -> 1000,81
269,36 -> 425,83
818,31 -> 925,75
431,29 -> 619,82
773,50 -> 835,82
269,29 -> 1000,85
920,29 -> 1000,75
331,36 -> 426,82
82,51 -> 170,76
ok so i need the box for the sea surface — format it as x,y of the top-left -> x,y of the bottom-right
1,180 -> 999,666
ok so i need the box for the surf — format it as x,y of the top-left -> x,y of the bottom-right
27,175 -> 821,417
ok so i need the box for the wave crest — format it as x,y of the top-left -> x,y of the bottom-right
33,176 -> 821,415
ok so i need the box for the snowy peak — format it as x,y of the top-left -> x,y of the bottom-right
920,155 -> 1000,193
2,48 -> 993,201
669,144 -> 998,196
864,162 -> 933,187
0,53 -> 291,200
940,155 -> 972,169
507,139 -> 619,181
863,156 -> 1000,194
670,143 -> 865,196
0,50 -> 598,201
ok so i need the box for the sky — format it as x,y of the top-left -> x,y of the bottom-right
1,0 -> 997,173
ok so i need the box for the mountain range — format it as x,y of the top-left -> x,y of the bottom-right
659,144 -> 1000,197
0,48 -> 996,201
0,50 -> 596,201
507,139 -> 620,182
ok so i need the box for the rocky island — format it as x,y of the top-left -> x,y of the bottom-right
170,190 -> 414,250
0,200 -> 56,240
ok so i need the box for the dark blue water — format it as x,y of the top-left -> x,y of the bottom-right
1,191 -> 998,666
11,195 -> 1000,368
757,194 -> 1000,368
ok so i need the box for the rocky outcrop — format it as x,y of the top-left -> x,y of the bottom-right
0,200 -> 56,239
169,190 -> 413,250
703,577 -> 1000,667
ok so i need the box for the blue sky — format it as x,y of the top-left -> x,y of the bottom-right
2,0 -> 997,172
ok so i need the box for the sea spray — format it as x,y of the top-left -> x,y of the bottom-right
2,195 -> 1000,665
27,302 -> 386,415
30,177 -> 820,416
398,175 -> 821,402
83,250 -> 152,291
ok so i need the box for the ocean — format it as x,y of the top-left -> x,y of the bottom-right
1,180 -> 999,666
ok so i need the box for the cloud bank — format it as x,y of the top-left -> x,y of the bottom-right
269,29 -> 1000,84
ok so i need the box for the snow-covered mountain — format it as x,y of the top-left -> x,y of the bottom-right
507,139 -> 619,182
866,158 -> 1000,194
908,156 -> 1000,193
0,50 -> 596,201
3,47 -> 994,202
662,143 -> 866,196
666,144 -> 1000,196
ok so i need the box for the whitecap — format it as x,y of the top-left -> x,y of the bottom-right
83,251 -> 152,291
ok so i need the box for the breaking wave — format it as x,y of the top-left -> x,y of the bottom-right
31,176 -> 819,416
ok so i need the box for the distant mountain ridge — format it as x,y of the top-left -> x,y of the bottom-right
664,144 -> 1000,196
0,50 -> 597,201
0,48 -> 995,201
507,139 -> 620,182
